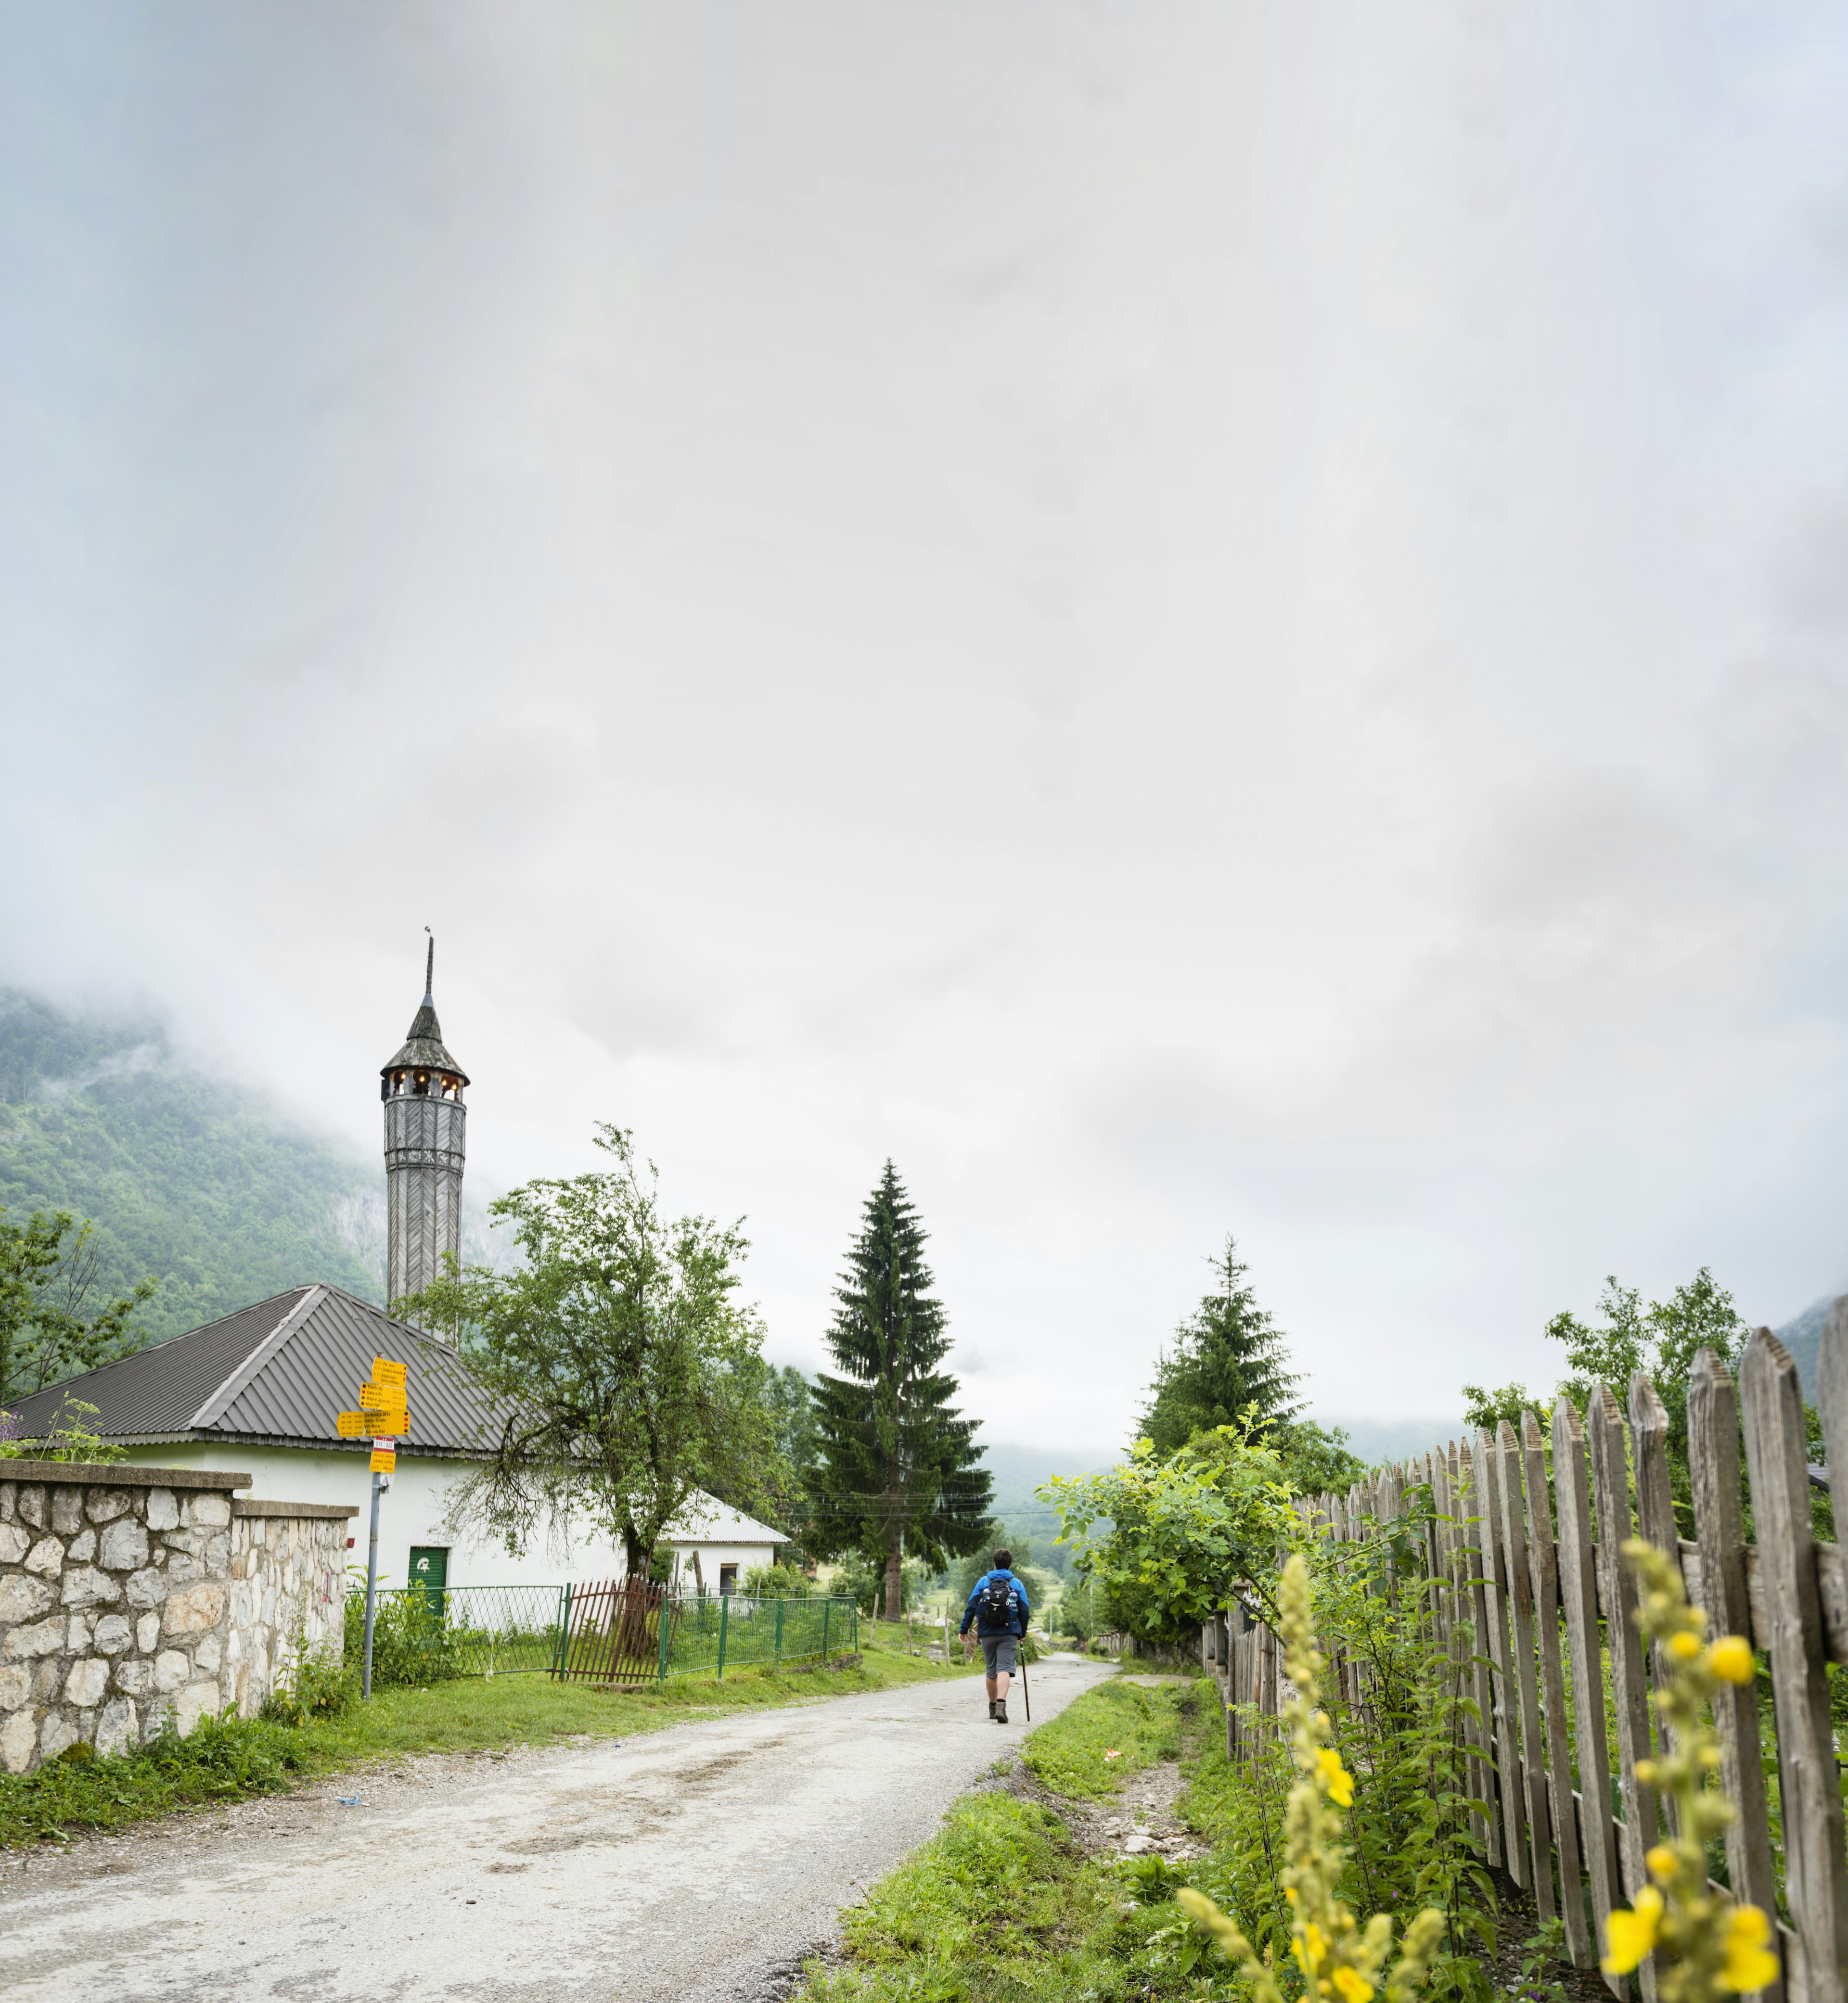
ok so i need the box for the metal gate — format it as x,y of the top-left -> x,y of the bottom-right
551,1578 -> 668,1686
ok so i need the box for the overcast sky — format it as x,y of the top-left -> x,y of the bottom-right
6,4 -> 1848,1454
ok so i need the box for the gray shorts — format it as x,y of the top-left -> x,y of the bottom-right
981,1634 -> 1018,1676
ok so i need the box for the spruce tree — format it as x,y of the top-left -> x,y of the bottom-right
809,1163 -> 992,1616
1137,1235 -> 1300,1455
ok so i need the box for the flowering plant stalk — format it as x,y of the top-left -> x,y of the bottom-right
1599,1538 -> 1777,2002
1180,1551 -> 1446,2003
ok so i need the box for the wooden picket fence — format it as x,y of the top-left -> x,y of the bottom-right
1209,1326 -> 1848,2003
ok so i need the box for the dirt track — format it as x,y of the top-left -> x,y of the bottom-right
0,1656 -> 1111,2003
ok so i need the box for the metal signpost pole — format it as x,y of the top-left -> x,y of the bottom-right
361,1466 -> 384,1699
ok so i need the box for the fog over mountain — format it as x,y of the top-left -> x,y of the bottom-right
7,6 -> 1848,1450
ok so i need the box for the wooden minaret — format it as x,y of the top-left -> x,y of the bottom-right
380,937 -> 469,1308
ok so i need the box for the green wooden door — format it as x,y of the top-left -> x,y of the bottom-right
410,1545 -> 449,1613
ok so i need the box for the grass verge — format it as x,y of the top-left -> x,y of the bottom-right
800,1675 -> 1220,2003
1019,1676 -> 1184,1799
0,1636 -> 976,1849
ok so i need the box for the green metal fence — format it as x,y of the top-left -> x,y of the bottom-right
348,1584 -> 859,1687
658,1592 -> 859,1682
344,1584 -> 564,1685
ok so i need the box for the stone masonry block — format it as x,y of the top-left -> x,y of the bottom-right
38,1712 -> 77,1760
0,1482 -> 13,1522
0,1523 -> 30,1564
64,1659 -> 108,1708
99,1519 -> 150,1571
93,1613 -> 131,1654
174,1681 -> 219,1735
195,1633 -> 222,1674
153,1651 -> 188,1694
161,1585 -> 225,1635
60,1567 -> 122,1610
1,1616 -> 65,1660
50,1488 -> 83,1535
95,1697 -> 138,1757
144,1489 -> 179,1531
113,1659 -> 150,1697
0,1710 -> 36,1773
0,1575 -> 56,1625
186,1494 -> 231,1529
136,1612 -> 160,1653
16,1485 -> 45,1530
23,1536 -> 62,1577
84,1489 -> 133,1524
66,1529 -> 95,1563
126,1567 -> 167,1609
0,1665 -> 28,1710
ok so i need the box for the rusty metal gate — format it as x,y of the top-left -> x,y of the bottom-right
552,1577 -> 667,1686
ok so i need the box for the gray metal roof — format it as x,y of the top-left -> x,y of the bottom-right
12,1286 -> 497,1458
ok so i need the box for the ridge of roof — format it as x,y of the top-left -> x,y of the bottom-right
189,1284 -> 330,1429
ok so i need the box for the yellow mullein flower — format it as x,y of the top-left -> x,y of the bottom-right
1603,1887 -> 1664,1975
1316,1747 -> 1354,1807
1670,1631 -> 1703,1661
1720,1907 -> 1777,1994
1293,1921 -> 1329,1977
1332,1967 -> 1375,2003
1708,1637 -> 1754,1686
1647,1846 -> 1679,1883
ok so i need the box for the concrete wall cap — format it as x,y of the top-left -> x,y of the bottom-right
0,1460 -> 251,1492
231,1499 -> 359,1520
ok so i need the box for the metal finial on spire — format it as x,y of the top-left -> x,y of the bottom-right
424,929 -> 434,1003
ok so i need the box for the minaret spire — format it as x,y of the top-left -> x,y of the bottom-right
381,934 -> 469,1312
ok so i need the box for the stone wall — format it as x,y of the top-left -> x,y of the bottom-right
0,1460 -> 355,1776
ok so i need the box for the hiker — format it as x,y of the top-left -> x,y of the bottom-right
959,1547 -> 1030,1724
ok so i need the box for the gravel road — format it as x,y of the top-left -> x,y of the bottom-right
0,1655 -> 1113,2003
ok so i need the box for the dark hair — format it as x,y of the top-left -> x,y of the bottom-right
992,1548 -> 1012,1571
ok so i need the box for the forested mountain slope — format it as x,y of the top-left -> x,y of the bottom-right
0,989 -> 384,1346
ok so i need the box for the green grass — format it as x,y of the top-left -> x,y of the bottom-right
1018,1676 -> 1188,1799
799,1678 -> 1218,2003
0,1636 -> 977,1849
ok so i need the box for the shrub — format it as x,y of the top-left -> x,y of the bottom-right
261,1632 -> 358,1726
344,1588 -> 462,1686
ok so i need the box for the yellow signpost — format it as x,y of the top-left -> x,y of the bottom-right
357,1356 -> 409,1699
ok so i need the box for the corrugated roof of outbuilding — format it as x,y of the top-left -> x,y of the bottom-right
11,1286 -> 496,1456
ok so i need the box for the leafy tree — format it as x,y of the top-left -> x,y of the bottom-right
808,1163 -> 992,1618
754,1364 -> 820,1546
1461,1268 -> 1753,1536
399,1125 -> 777,1575
0,1207 -> 155,1407
1138,1236 -> 1300,1455
1459,1380 -> 1538,1439
1041,1423 -> 1298,1648
1268,1417 -> 1368,1496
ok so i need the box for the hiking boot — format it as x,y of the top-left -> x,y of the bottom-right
987,1699 -> 998,1721
995,1700 -> 1009,1725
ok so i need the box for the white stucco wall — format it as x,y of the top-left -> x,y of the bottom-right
114,1446 -> 781,1594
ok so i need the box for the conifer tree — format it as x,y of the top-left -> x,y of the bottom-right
1137,1235 -> 1300,1455
808,1163 -> 992,1616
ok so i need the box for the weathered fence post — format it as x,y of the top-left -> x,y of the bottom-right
1459,1438 -> 1503,1868
1589,1384 -> 1658,1900
1741,1328 -> 1848,2003
1499,1420 -> 1556,1920
1687,1347 -> 1781,2003
1478,1428 -> 1530,1885
1523,1407 -> 1591,1965
1552,1396 -> 1623,1990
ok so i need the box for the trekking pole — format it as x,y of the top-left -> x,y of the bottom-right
1019,1646 -> 1030,1722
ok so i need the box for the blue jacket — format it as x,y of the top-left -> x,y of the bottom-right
960,1569 -> 1029,1638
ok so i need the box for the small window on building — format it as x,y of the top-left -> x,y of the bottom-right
719,1564 -> 738,1596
